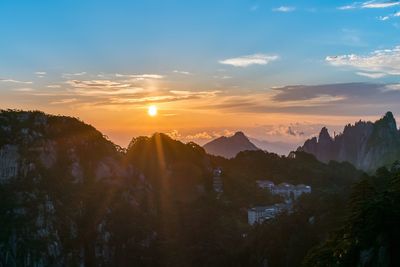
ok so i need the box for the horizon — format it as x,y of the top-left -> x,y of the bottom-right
1,1 -> 400,149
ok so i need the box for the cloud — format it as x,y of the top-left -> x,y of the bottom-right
363,1 -> 400,8
272,6 -> 296,12
213,75 -> 232,79
62,72 -> 87,77
326,45 -> 400,76
378,11 -> 400,20
264,124 -> 309,138
45,76 -> 222,108
50,98 -> 78,105
13,88 -> 35,92
338,1 -> 400,10
47,84 -> 61,88
219,54 -> 279,67
198,82 -> 400,116
169,90 -> 220,98
115,73 -> 164,79
382,83 -> 400,91
287,126 -> 305,136
356,72 -> 387,78
173,70 -> 192,75
66,79 -> 144,96
0,78 -> 33,84
35,72 -> 46,78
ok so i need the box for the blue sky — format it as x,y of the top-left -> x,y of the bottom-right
1,0 -> 400,149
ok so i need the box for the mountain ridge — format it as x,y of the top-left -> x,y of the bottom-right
298,111 -> 400,171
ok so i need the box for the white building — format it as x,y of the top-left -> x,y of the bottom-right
213,168 -> 223,193
258,180 -> 312,201
256,180 -> 275,190
248,203 -> 290,225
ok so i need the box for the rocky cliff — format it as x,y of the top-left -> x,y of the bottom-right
0,110 -> 217,266
298,112 -> 400,171
0,110 -> 156,266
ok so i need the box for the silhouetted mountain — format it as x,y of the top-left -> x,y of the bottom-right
0,110 -> 155,266
298,112 -> 400,171
203,131 -> 260,158
126,133 -> 212,203
1,109 -> 392,267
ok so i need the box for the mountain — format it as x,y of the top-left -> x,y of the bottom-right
203,131 -> 260,158
298,112 -> 400,171
1,109 -> 392,267
0,110 -> 156,266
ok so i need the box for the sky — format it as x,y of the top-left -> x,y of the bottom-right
1,0 -> 400,151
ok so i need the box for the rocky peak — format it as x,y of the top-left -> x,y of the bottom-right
318,127 -> 332,144
298,111 -> 400,171
233,131 -> 246,138
378,111 -> 397,132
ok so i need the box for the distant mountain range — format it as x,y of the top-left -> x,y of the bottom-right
203,131 -> 259,158
298,112 -> 400,172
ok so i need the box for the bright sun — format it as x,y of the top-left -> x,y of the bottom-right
148,105 -> 158,117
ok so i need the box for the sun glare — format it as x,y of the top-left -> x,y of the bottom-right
148,105 -> 158,117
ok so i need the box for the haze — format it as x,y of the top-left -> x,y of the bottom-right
1,0 -> 399,149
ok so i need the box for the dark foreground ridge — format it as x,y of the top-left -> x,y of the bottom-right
1,109 -> 399,267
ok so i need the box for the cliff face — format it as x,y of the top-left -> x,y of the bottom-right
299,112 -> 400,171
0,110 -> 215,267
203,131 -> 260,158
0,110 -> 154,266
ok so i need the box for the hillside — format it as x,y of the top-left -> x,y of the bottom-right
0,109 -> 382,267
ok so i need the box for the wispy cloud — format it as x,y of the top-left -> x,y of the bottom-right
0,78 -> 33,84
326,45 -> 400,77
219,54 -> 279,67
338,1 -> 400,10
363,0 -> 400,8
378,11 -> 400,20
13,87 -> 35,92
47,84 -> 62,88
50,98 -> 78,105
383,83 -> 400,91
66,79 -> 144,96
35,71 -> 47,78
272,6 -> 296,12
62,72 -> 87,77
356,72 -> 388,78
172,70 -> 192,75
115,73 -> 164,79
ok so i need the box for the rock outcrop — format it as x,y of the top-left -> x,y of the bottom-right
298,112 -> 400,171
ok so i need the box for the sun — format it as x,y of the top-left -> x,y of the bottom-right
148,105 -> 158,117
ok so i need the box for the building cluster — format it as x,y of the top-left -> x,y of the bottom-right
212,168 -> 223,194
248,203 -> 291,225
256,180 -> 311,201
248,180 -> 312,225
